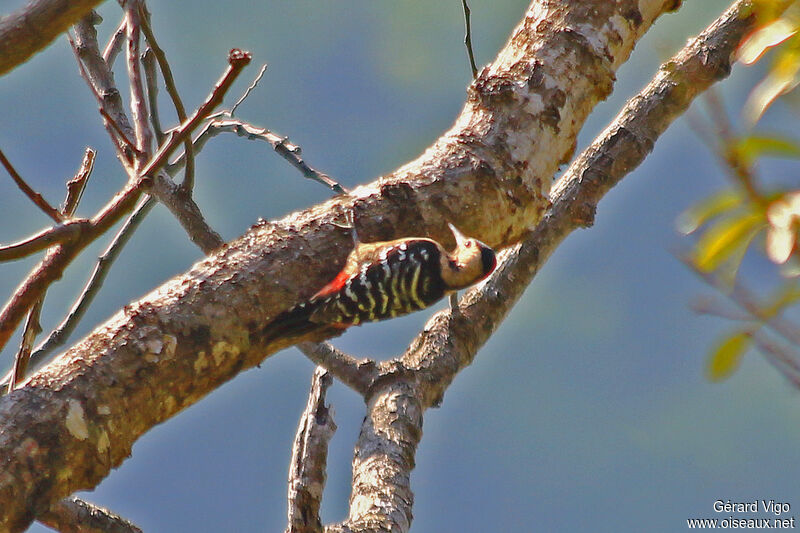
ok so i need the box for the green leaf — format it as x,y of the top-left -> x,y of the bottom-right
677,190 -> 742,235
693,213 -> 764,273
727,134 -> 800,166
707,331 -> 752,382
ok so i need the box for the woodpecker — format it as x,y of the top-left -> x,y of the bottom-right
263,224 -> 497,342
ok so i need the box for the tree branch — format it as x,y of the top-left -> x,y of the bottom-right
0,1 -> 682,530
8,148 -> 96,392
0,148 -> 64,223
0,49 -> 249,359
0,0 -> 105,76
335,2 -> 758,530
37,497 -> 142,533
286,367 -> 336,533
297,342 -> 377,396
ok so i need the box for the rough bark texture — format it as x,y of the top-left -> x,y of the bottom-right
325,2 -> 755,531
37,497 -> 143,533
0,0 -> 104,76
0,0 -> 677,531
286,368 -> 336,533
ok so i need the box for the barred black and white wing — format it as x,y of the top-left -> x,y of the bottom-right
310,239 -> 447,325
261,227 -> 495,344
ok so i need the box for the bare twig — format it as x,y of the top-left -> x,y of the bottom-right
461,0 -> 478,79
96,104 -> 140,158
285,367 -> 336,533
142,50 -> 252,180
8,303 -> 44,393
7,149 -> 96,392
142,49 -> 166,145
71,16 -> 138,167
230,63 -> 267,117
137,4 -> 195,191
169,118 -> 348,194
297,342 -> 377,396
150,172 -> 224,253
0,148 -> 64,223
102,17 -> 128,67
0,50 -> 251,354
750,331 -> 800,388
124,0 -> 152,164
71,12 -> 221,253
38,497 -> 143,533
0,220 -> 89,262
0,198 -> 155,391
683,256 -> 800,348
63,148 -> 96,215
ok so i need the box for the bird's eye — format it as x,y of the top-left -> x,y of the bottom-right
465,241 -> 472,248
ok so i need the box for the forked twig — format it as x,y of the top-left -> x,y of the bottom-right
0,49 -> 252,355
8,148 -> 96,392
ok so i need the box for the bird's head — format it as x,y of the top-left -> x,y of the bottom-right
440,223 -> 497,291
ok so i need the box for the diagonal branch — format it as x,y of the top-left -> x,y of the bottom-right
37,497 -> 143,533
124,0 -> 153,164
0,1 -> 682,530
0,0 -> 105,76
0,148 -> 65,223
0,49 -> 250,358
8,148 -> 96,393
171,118 -> 349,194
335,2 -> 759,531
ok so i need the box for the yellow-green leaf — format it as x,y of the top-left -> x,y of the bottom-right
677,190 -> 742,235
738,18 -> 798,65
727,134 -> 800,166
693,213 -> 764,272
707,331 -> 752,382
764,280 -> 800,317
744,47 -> 800,125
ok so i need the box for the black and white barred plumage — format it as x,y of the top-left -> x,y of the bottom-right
263,224 -> 496,342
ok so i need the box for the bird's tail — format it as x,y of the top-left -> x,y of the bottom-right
260,301 -> 320,344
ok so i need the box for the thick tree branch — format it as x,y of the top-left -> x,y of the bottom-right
0,49 -> 248,367
8,148 -> 95,392
0,1 -> 679,530
331,3 -> 757,530
0,0 -> 104,76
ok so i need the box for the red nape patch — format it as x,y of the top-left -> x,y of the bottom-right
312,269 -> 352,299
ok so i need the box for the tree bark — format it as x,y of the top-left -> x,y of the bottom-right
0,0 -> 105,76
0,0 -> 678,531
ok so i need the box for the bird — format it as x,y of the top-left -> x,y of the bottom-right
262,223 -> 497,343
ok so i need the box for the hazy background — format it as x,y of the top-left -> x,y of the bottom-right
2,1 -> 798,531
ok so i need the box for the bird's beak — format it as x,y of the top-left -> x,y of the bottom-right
448,223 -> 467,248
